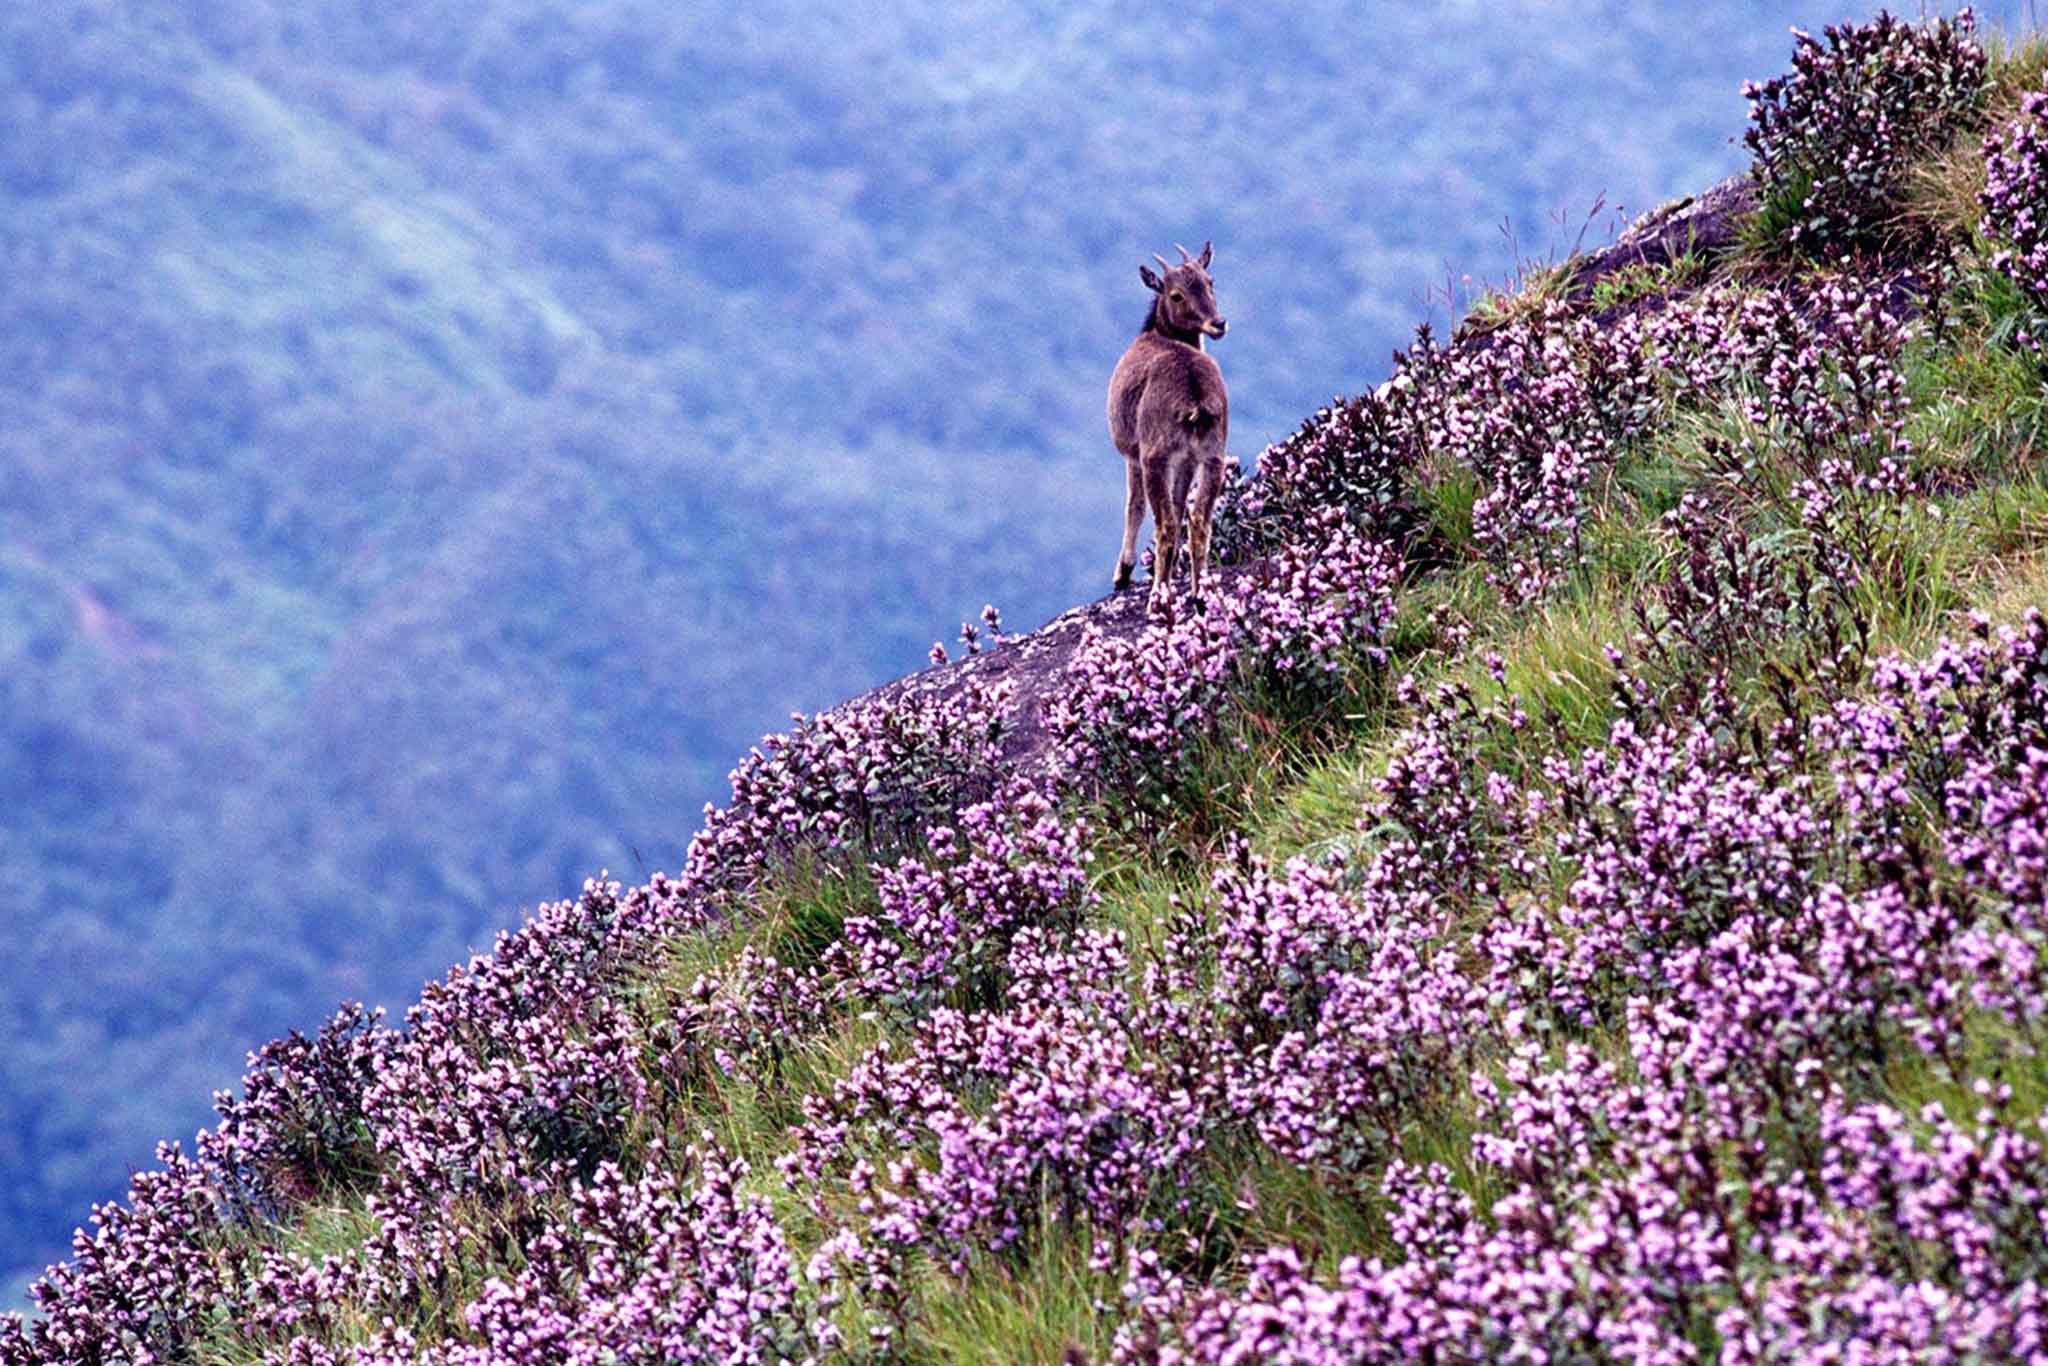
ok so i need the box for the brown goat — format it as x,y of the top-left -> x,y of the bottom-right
1106,240 -> 1229,617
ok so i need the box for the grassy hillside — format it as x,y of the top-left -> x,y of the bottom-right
7,0 -> 1922,1288
8,9 -> 2048,1363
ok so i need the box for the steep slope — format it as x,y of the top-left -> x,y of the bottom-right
9,0 -> 1919,1287
7,10 -> 2048,1363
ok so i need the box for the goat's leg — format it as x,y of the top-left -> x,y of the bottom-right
1143,451 -> 1180,618
1148,508 -> 1183,619
1186,452 -> 1225,601
1114,456 -> 1145,591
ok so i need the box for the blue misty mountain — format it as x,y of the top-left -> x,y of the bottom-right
0,0 -> 2027,1296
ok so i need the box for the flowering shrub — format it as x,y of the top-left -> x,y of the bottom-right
1212,378 -> 1419,563
1824,609 -> 2048,847
448,1140 -> 821,1365
1652,274 -> 1924,474
1222,250 -> 1929,617
646,944 -> 829,1095
1367,666 -> 1537,906
1743,9 -> 1987,255
206,1003 -> 397,1218
1198,845 -> 1482,1174
1821,610 -> 2048,1042
1143,1051 -> 2048,1362
783,927 -> 1215,1318
681,674 -> 1012,900
15,439 -> 2048,1366
1420,304 -> 1659,601
20,277 -> 2046,1366
826,779 -> 1095,1019
1272,270 -> 1927,613
1982,75 -> 2048,355
360,879 -> 696,1212
1632,492 -> 1864,696
1047,604 -> 1236,804
1119,609 -> 2048,1361
929,603 -> 1008,665
1048,512 -> 1398,800
6,1145 -> 242,1363
0,876 -> 712,1364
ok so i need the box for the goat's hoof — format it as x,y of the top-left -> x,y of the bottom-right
1113,564 -> 1134,591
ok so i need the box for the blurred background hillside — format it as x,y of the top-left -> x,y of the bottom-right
2,0 -> 2030,1297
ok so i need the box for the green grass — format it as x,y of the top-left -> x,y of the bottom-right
1733,162 -> 1815,267
1411,457 -> 1483,561
1983,28 -> 2048,107
188,1198 -> 385,1364
1211,1139 -> 1385,1266
1905,308 -> 2047,483
188,1191 -> 521,1363
1884,1014 -> 2048,1136
903,1221 -> 1124,1363
1587,249 -> 1707,312
1454,259 -> 1576,340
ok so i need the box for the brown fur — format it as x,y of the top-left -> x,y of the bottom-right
1106,241 -> 1228,617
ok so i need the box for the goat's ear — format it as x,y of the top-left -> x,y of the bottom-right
1197,241 -> 1214,270
1139,264 -> 1164,292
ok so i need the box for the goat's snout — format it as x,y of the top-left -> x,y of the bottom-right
1205,317 -> 1228,338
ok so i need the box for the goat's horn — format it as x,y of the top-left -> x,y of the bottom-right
1152,253 -> 1173,272
1173,242 -> 1194,264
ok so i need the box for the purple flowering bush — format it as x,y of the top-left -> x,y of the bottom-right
1236,266 -> 1930,618
1743,9 -> 1988,255
1197,844 -> 1484,1176
825,780 -> 1096,1019
788,929 -> 1206,1250
208,1003 -> 398,1218
1649,272 -> 1927,493
446,1139 -> 821,1366
1630,492 -> 1865,699
1046,511 -> 1398,803
1124,617 -> 2048,1362
1211,377 -> 1420,564
10,16 -> 2048,1364
1984,78 -> 2048,302
0,877 -> 726,1363
647,942 -> 830,1093
1982,73 -> 2048,359
680,674 -> 1012,901
1416,304 -> 1660,602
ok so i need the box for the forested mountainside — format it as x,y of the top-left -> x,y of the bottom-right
3,0 -> 1962,1292
8,9 -> 2048,1361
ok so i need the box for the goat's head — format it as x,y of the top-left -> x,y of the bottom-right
1138,241 -> 1226,340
